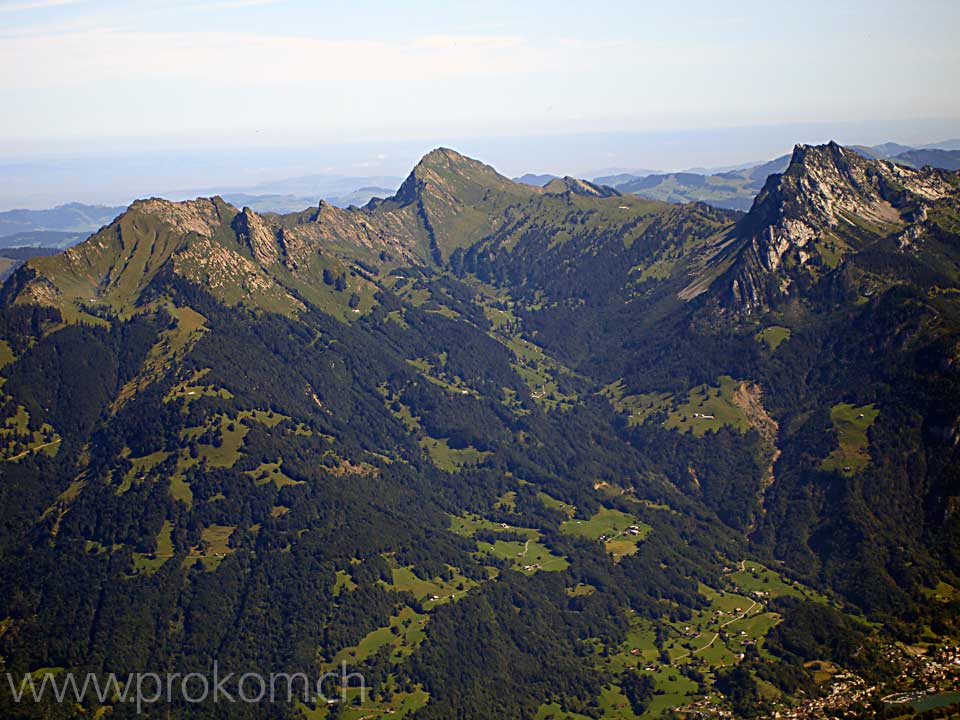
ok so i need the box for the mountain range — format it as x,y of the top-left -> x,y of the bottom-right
597,142 -> 960,211
1,143 -> 959,719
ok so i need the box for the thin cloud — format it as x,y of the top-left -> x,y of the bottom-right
0,0 -> 82,11
0,29 -> 563,86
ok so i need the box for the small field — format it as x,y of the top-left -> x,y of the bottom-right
0,339 -> 14,368
477,537 -> 570,574
181,524 -> 236,571
386,565 -> 478,608
728,560 -> 829,603
755,325 -> 791,350
325,606 -> 427,670
1,404 -> 61,462
420,436 -> 490,471
821,402 -> 878,475
561,507 -> 651,561
537,490 -> 576,517
118,450 -> 169,494
448,513 -> 567,573
301,681 -> 429,720
448,512 -> 536,539
170,408 -> 289,505
663,376 -> 750,436
132,520 -> 174,575
601,380 -> 672,427
244,459 -> 302,488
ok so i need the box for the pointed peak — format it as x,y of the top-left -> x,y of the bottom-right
411,147 -> 494,178
389,147 -> 533,207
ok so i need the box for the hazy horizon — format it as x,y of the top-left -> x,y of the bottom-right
2,121 -> 960,210
1,0 -> 959,208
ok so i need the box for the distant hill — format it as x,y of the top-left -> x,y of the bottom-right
0,245 -> 60,281
892,148 -> 960,171
0,229 -> 87,249
849,142 -> 915,159
608,154 -> 791,211
922,138 -> 960,151
221,186 -> 396,214
0,202 -> 125,239
513,173 -> 559,187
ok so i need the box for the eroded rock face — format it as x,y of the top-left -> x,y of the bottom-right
715,142 -> 960,313
128,198 -> 225,237
233,207 -> 280,266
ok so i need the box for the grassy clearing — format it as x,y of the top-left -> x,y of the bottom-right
406,356 -> 478,397
663,376 -> 750,436
448,496 -> 562,573
333,569 -> 357,597
922,580 -> 960,604
561,507 -> 651,561
534,703 -> 592,720
598,560 -> 823,708
419,436 -> 490,471
164,368 -> 234,409
386,565 -> 478,608
821,402 -> 879,475
561,507 -> 637,540
171,408 -> 289,504
448,513 -> 539,540
378,385 -> 421,432
503,335 -> 578,411
244,460 -> 302,488
537,491 -> 576,518
1,405 -> 61,462
494,490 -> 517,512
597,609 -> 776,716
325,606 -> 427,670
132,520 -> 174,575
169,475 -> 193,506
477,538 -> 569,574
118,450 -> 169,494
301,681 -> 429,720
755,325 -> 792,350
112,305 -> 208,410
182,524 -> 236,571
601,380 -> 673,427
566,583 -> 597,597
728,560 -> 829,603
0,339 -> 14,369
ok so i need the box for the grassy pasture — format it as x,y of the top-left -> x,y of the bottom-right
663,375 -> 750,436
821,402 -> 878,475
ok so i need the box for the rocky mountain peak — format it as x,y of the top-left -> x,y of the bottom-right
232,206 -> 280,265
710,142 -> 960,313
392,147 -> 532,208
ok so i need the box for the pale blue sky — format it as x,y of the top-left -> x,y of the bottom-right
1,0 -> 958,206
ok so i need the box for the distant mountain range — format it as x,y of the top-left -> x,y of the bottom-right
0,203 -> 126,241
512,173 -> 559,187
219,187 -> 397,215
0,179 -> 404,246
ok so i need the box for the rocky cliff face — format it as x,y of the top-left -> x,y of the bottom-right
713,142 -> 960,313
